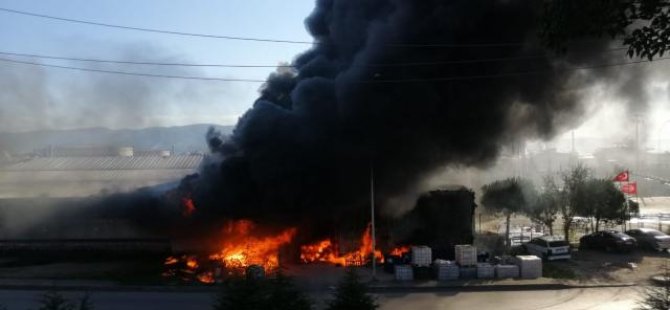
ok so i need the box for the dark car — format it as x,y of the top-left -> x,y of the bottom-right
579,230 -> 637,252
625,228 -> 670,252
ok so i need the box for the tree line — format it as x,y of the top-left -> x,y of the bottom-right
481,164 -> 629,244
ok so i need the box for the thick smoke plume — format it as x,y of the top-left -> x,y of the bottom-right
190,0 -> 636,232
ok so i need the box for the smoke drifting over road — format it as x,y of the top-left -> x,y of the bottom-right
192,0 -> 647,226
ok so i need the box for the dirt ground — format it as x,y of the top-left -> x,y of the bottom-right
544,248 -> 670,284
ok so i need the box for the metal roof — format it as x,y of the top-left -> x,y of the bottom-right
1,155 -> 204,171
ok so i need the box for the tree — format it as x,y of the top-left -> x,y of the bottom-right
580,179 -> 626,232
560,165 -> 591,242
482,178 -> 536,247
527,176 -> 561,235
326,268 -> 378,310
76,294 -> 94,310
541,0 -> 670,60
213,276 -> 265,310
213,273 -> 312,310
638,263 -> 670,310
36,291 -> 94,310
267,273 -> 313,310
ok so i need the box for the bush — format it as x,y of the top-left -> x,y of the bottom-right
213,273 -> 312,310
325,268 -> 378,310
36,291 -> 93,310
37,291 -> 74,310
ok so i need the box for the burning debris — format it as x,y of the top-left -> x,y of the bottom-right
164,219 -> 297,283
389,246 -> 410,257
208,220 -> 296,271
300,224 -> 383,267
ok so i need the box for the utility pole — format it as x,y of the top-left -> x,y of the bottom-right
370,164 -> 377,281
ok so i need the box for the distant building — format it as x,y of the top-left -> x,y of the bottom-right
0,146 -> 204,198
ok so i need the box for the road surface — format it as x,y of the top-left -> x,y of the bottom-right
0,286 -> 642,310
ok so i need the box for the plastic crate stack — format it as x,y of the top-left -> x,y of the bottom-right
394,264 -> 414,281
433,259 -> 459,281
514,255 -> 542,279
455,245 -> 477,266
476,263 -> 495,279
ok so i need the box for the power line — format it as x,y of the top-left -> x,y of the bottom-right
0,53 -> 666,83
0,57 -> 266,82
0,7 -> 315,45
0,47 -> 629,68
0,7 -> 533,48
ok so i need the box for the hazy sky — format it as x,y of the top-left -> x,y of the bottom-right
0,1 -> 669,151
0,0 -> 313,131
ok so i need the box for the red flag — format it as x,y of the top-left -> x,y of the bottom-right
621,182 -> 637,195
613,170 -> 629,182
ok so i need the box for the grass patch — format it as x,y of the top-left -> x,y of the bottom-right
543,262 -> 577,279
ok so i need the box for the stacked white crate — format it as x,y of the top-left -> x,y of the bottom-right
433,259 -> 459,281
476,263 -> 494,279
455,245 -> 477,266
514,255 -> 542,279
394,265 -> 414,281
411,246 -> 432,267
495,265 -> 519,279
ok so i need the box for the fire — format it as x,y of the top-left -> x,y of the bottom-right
163,220 -> 296,284
208,220 -> 297,272
185,257 -> 199,269
197,271 -> 215,284
390,245 -> 410,256
300,224 -> 383,266
181,196 -> 196,217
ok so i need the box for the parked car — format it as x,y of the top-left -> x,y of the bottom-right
625,228 -> 670,252
579,230 -> 637,252
523,236 -> 571,260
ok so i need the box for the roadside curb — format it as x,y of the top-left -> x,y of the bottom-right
0,281 -> 637,293
367,282 -> 636,293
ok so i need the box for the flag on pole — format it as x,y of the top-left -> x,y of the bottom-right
613,170 -> 629,182
621,182 -> 638,195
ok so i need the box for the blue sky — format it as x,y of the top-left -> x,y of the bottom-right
0,0 -> 314,131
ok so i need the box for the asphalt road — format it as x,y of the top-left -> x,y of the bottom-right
0,286 -> 642,310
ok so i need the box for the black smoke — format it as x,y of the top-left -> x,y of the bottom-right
187,0 -> 626,234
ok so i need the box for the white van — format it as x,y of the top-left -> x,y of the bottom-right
523,236 -> 571,261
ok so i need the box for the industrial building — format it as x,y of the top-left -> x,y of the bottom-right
0,146 -> 204,198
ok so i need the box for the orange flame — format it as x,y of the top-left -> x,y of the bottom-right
209,220 -> 297,272
181,196 -> 196,217
390,246 -> 410,256
163,220 -> 296,284
300,224 -> 382,266
197,271 -> 215,284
